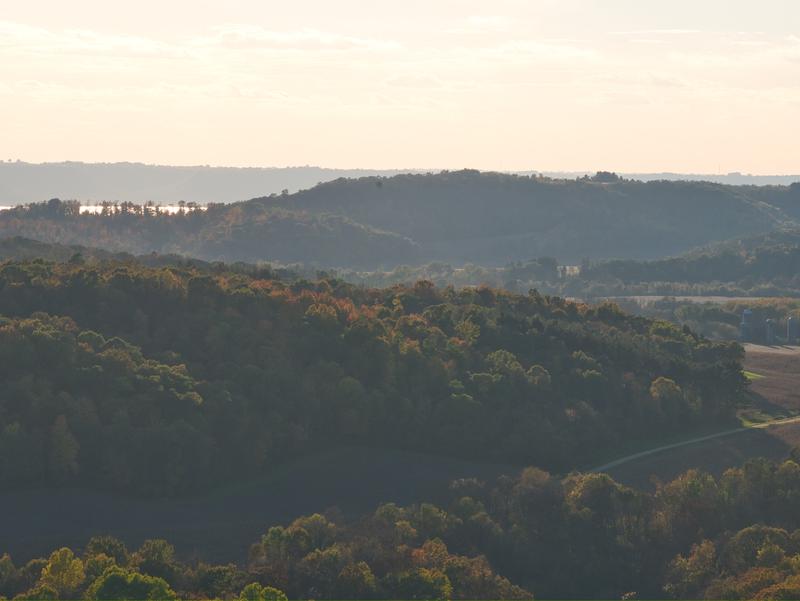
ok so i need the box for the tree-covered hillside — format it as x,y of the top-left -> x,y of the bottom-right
559,226 -> 800,299
0,171 -> 796,268
258,170 -> 792,264
0,200 -> 421,269
581,228 -> 800,285
0,257 -> 745,496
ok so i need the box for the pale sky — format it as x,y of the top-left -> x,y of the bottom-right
1,0 -> 799,173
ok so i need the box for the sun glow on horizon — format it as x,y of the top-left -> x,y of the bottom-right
1,0 -> 798,173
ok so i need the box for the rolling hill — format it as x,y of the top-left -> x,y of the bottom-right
253,171 -> 794,264
0,171 -> 796,269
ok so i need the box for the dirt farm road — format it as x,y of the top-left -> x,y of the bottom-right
591,415 -> 800,474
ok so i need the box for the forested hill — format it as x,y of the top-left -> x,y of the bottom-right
0,257 -> 745,496
254,171 -> 796,264
565,225 -> 800,298
0,172 -> 797,269
0,201 -> 422,269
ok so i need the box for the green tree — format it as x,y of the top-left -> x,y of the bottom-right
0,553 -> 17,598
85,536 -> 129,567
86,566 -> 176,601
336,562 -> 377,599
392,567 -> 453,601
39,548 -> 84,597
238,582 -> 287,601
664,540 -> 717,599
134,539 -> 177,584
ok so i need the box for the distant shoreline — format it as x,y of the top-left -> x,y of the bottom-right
1,162 -> 797,205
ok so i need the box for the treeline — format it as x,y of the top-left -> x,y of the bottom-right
6,458 -> 800,599
339,258 -> 561,293
623,298 -> 800,343
342,226 -> 800,300
0,258 -> 745,495
321,233 -> 800,300
0,518 -> 528,601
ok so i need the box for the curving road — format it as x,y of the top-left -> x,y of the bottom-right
591,415 -> 800,473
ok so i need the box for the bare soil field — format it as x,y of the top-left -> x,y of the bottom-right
743,344 -> 800,410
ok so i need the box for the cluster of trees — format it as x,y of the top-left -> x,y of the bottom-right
0,536 -> 289,601
2,170 -> 796,269
335,250 -> 800,302
617,298 -> 800,343
0,314 -> 209,494
0,520 -> 527,601
435,456 -> 800,599
0,257 -> 746,495
0,236 -> 303,280
579,244 -> 800,286
339,258 -> 561,293
318,230 -> 800,302
334,224 -> 800,303
7,457 -> 800,599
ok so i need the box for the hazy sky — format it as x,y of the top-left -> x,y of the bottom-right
2,0 -> 798,172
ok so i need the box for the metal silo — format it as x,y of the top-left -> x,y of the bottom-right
766,318 -> 776,346
788,316 -> 799,345
740,309 -> 753,342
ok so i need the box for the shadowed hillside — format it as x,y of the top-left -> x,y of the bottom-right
256,170 -> 792,264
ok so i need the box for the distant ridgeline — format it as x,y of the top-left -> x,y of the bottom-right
1,161 -> 797,204
0,162 -> 414,204
0,172 -> 798,268
0,254 -> 745,496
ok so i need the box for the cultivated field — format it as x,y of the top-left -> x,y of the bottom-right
742,343 -> 800,411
